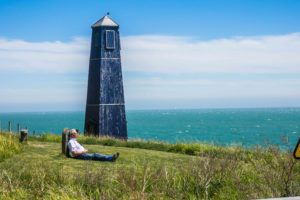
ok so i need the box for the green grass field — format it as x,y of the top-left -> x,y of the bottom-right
0,132 -> 300,199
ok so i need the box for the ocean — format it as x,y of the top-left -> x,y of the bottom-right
0,108 -> 299,149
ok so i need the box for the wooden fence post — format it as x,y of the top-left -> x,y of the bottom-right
8,121 -> 12,133
17,123 -> 20,134
62,129 -> 69,155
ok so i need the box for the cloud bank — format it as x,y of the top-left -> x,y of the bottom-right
0,33 -> 300,74
0,37 -> 89,73
0,33 -> 300,111
122,33 -> 300,74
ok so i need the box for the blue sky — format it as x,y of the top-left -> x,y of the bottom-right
1,0 -> 300,41
0,0 -> 300,112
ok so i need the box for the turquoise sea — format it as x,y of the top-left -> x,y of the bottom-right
0,108 -> 299,149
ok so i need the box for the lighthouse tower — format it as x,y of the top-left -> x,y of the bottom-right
84,13 -> 127,139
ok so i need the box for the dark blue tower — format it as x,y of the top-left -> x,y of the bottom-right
84,14 -> 127,139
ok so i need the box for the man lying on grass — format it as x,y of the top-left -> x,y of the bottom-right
67,129 -> 119,162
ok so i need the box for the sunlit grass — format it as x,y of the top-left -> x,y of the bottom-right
29,133 -> 258,160
0,133 -> 299,199
0,132 -> 21,162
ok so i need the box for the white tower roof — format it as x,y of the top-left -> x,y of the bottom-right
92,14 -> 119,28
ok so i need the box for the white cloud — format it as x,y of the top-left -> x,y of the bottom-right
0,33 -> 300,110
0,33 -> 300,74
124,78 -> 300,101
0,86 -> 85,104
0,37 -> 89,73
121,33 -> 300,73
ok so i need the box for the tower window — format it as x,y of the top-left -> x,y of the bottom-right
106,30 -> 115,49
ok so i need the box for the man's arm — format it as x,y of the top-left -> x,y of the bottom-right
71,149 -> 88,157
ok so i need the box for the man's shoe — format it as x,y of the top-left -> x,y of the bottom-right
112,152 -> 120,162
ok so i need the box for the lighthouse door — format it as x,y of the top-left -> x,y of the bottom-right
86,121 -> 96,136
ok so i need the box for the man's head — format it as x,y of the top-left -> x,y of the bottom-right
70,129 -> 79,138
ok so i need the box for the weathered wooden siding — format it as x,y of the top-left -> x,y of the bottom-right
84,18 -> 127,139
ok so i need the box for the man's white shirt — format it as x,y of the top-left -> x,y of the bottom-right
68,138 -> 86,157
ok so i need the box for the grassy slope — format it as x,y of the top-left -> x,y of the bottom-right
0,141 -> 196,199
0,139 -> 300,199
19,141 -> 192,172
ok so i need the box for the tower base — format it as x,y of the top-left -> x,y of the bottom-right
84,104 -> 127,139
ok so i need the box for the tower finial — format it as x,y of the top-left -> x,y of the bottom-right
92,13 -> 119,27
